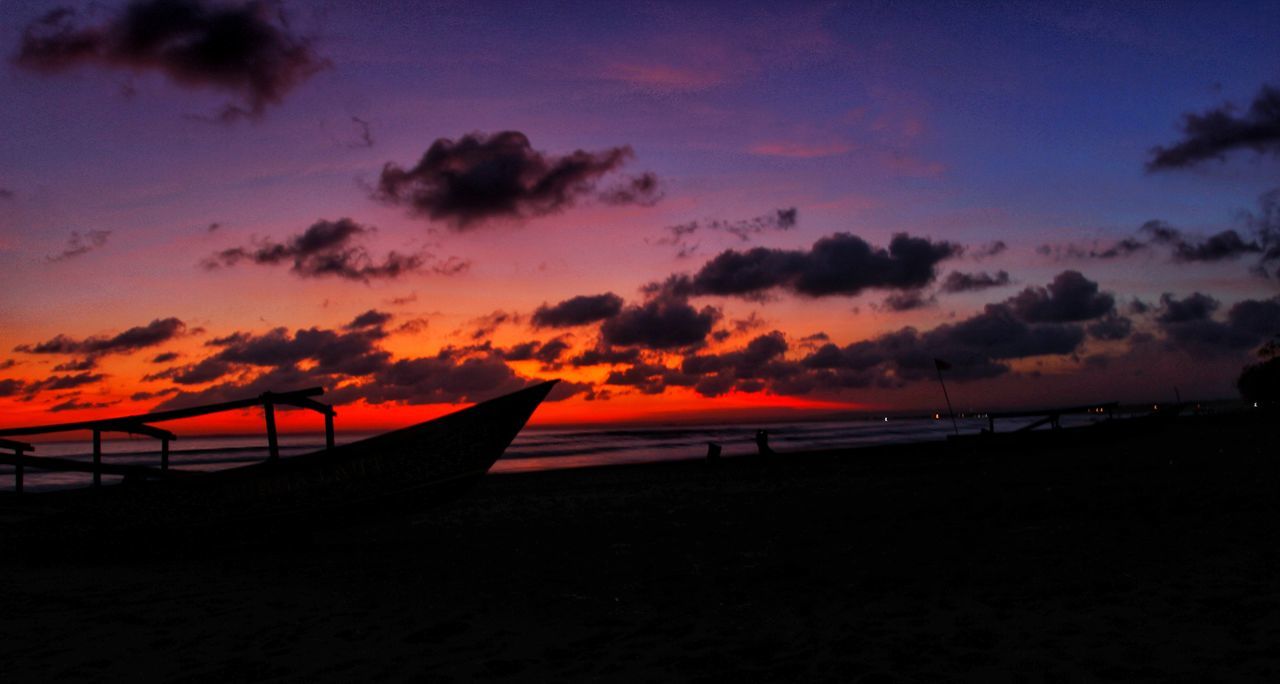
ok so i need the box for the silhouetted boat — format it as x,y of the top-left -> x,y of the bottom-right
0,381 -> 557,543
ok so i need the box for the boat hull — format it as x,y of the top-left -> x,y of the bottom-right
0,381 -> 557,543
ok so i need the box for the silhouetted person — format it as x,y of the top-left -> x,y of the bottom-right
755,429 -> 774,457
706,441 -> 722,462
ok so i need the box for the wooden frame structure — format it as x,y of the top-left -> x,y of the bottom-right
984,402 -> 1117,433
0,388 -> 334,493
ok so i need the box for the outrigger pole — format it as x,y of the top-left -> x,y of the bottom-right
933,358 -> 960,436
0,388 -> 334,491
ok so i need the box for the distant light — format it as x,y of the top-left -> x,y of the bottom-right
933,413 -> 940,420
884,417 -> 889,422
1255,402 -> 1260,408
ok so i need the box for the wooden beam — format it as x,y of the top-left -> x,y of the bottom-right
0,437 -> 34,452
161,437 -> 170,471
264,402 -> 279,461
0,453 -> 187,479
93,429 -> 101,488
117,423 -> 177,441
0,387 -> 325,437
325,412 -> 335,450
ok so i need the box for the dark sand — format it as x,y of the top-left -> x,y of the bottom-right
2,412 -> 1278,682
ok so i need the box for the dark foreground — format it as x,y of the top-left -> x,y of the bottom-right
2,412 -> 1277,682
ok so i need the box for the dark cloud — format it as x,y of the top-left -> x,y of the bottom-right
1007,271 -> 1115,323
1087,314 -> 1133,341
47,229 -> 110,262
499,338 -> 570,366
467,310 -> 521,340
150,352 -> 179,364
130,387 -> 179,401
970,241 -> 1007,259
1037,237 -> 1148,261
35,372 -> 107,391
879,290 -> 935,312
0,378 -> 26,397
599,172 -> 662,206
1148,84 -> 1280,170
374,131 -> 649,229
361,352 -> 530,405
1142,222 -> 1263,263
209,325 -> 390,377
0,359 -> 16,370
1155,292 -> 1219,324
203,218 -> 438,282
531,293 -> 624,328
351,116 -> 374,148
53,357 -> 98,372
600,292 -> 720,350
144,356 -> 234,385
605,362 -> 697,395
14,0 -> 327,121
1155,293 -> 1280,354
48,397 -> 117,413
940,270 -> 1011,293
346,309 -> 393,330
569,345 -> 642,367
687,232 -> 959,299
15,317 -> 186,357
655,208 -> 798,257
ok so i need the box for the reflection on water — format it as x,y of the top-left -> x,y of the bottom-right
2,414 -> 1112,491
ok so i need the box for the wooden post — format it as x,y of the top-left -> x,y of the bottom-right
325,412 -> 335,450
264,402 -> 279,461
988,415 -> 995,433
14,448 -> 23,494
161,437 -> 170,471
92,429 -> 102,487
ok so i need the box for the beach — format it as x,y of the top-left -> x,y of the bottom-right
2,411 -> 1277,682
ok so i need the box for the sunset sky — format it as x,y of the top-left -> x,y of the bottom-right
2,0 -> 1279,432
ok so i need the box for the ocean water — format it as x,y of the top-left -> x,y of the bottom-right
1,414 -> 1113,492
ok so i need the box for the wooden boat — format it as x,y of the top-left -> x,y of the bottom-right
0,380 -> 557,543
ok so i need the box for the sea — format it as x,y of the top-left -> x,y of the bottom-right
1,413 -> 1117,492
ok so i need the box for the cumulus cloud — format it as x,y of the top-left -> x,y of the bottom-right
14,0 -> 327,121
531,293 -> 624,328
684,232 -> 959,299
1148,84 -> 1280,170
940,270 -> 1011,293
374,131 -> 654,229
600,291 -> 720,350
1007,271 -> 1115,323
203,218 -> 448,282
1154,293 -> 1280,355
359,352 -> 531,405
47,229 -> 110,262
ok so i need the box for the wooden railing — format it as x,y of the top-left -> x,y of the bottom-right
0,388 -> 334,493
984,402 -> 1118,433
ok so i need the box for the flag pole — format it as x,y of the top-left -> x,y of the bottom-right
934,359 -> 959,436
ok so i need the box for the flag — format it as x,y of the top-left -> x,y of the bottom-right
934,358 -> 951,371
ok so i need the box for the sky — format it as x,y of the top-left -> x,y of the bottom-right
1,0 -> 1279,432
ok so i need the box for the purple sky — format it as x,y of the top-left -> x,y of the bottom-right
1,0 -> 1278,426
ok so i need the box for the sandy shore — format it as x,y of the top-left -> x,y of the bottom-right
2,412 -> 1278,682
